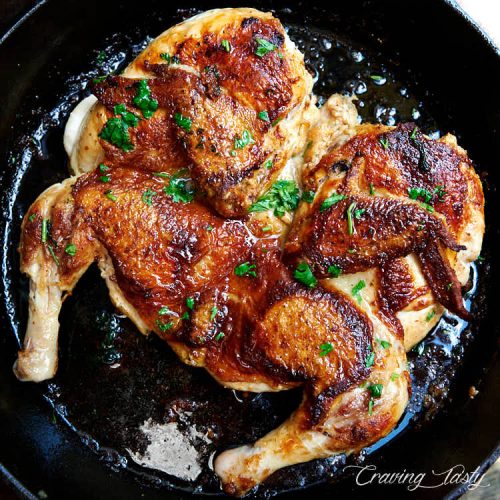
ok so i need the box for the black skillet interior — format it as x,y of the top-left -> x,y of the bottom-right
0,0 -> 499,498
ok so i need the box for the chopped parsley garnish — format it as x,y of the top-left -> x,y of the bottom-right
206,225 -> 214,232
41,218 -> 49,243
142,188 -> 157,206
320,192 -> 346,212
302,190 -> 315,203
174,112 -> 192,132
477,255 -> 485,262
352,279 -> 366,303
99,117 -> 134,152
158,306 -> 173,316
410,126 -> 419,140
234,261 -> 257,278
248,180 -> 300,217
163,170 -> 195,203
327,264 -> 342,278
113,103 -> 140,127
133,80 -> 158,119
234,130 -> 255,150
271,116 -> 283,127
293,262 -> 317,288
181,312 -> 190,320
368,399 -> 375,415
255,38 -> 277,57
446,282 -> 453,291
367,383 -> 383,398
156,319 -> 173,332
346,202 -> 357,235
210,306 -> 218,321
354,207 -> 366,219
159,53 -> 180,64
376,339 -> 391,349
99,163 -> 109,173
264,159 -> 273,170
65,243 -> 77,256
417,224 -> 425,231
186,297 -> 194,310
365,348 -> 375,368
434,185 -> 446,201
47,245 -> 59,266
221,39 -> 231,52
152,171 -> 169,178
379,137 -> 389,150
370,74 -> 384,82
100,175 -> 110,183
426,309 -> 436,321
390,372 -> 400,381
369,183 -> 375,195
104,190 -> 117,202
420,202 -> 434,213
215,332 -> 225,341
319,343 -> 333,357
262,226 -> 272,232
92,75 -> 107,84
258,110 -> 270,122
28,213 -> 36,222
408,186 -> 433,204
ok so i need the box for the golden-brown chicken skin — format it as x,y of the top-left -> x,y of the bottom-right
67,7 -> 314,217
288,123 -> 484,320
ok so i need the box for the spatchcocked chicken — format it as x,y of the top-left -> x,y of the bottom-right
14,8 -> 484,497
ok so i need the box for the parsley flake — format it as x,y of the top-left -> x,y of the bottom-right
142,188 -> 157,206
302,190 -> 315,203
367,383 -> 383,398
210,306 -> 218,321
379,137 -> 389,150
234,262 -> 257,278
320,192 -> 346,212
258,110 -> 270,122
294,262 -> 317,288
376,339 -> 391,349
99,114 -> 135,152
133,80 -> 158,119
255,38 -> 277,57
215,332 -> 225,341
174,112 -> 192,132
327,264 -> 342,278
352,279 -> 366,303
249,180 -> 300,217
163,170 -> 195,203
234,130 -> 255,150
221,39 -> 231,52
156,319 -> 173,332
347,202 -> 357,235
65,243 -> 77,256
186,297 -> 194,310
426,309 -> 436,321
319,343 -> 333,357
104,190 -> 117,202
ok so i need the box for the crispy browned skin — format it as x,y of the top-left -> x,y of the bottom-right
72,166 -> 253,335
287,123 -> 482,319
286,192 -> 464,274
91,14 -> 310,217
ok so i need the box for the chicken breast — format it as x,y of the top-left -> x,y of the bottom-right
64,7 -> 315,217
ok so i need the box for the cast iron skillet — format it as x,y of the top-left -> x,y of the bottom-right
0,0 -> 499,498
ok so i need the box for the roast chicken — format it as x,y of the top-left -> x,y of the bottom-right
14,7 -> 484,497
